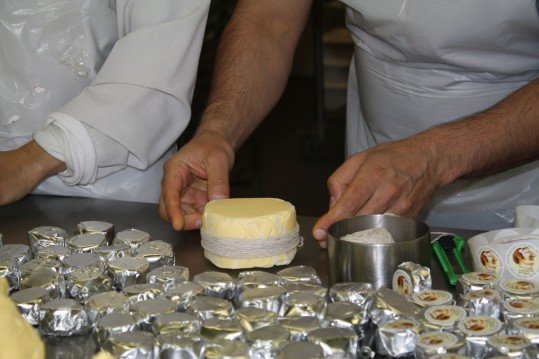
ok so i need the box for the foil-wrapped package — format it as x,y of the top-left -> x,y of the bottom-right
36,245 -> 72,262
122,283 -> 163,305
153,312 -> 201,335
276,341 -> 325,359
67,233 -> 108,253
146,265 -> 189,290
511,317 -> 539,345
203,338 -> 249,359
136,240 -> 175,271
11,286 -> 50,325
19,257 -> 62,280
307,327 -> 358,358
44,333 -> 98,359
368,287 -> 421,325
131,298 -> 176,330
107,257 -> 150,290
66,266 -> 112,302
91,243 -> 131,263
277,265 -> 322,285
324,302 -> 368,336
163,281 -> 205,311
39,299 -> 89,336
156,333 -> 205,359
376,318 -> 421,357
238,271 -> 285,293
392,262 -> 432,299
414,332 -> 466,359
280,292 -> 326,319
456,272 -> 499,295
62,252 -> 103,275
95,312 -> 138,346
28,226 -> 68,255
235,307 -> 278,332
102,331 -> 154,358
498,279 -> 539,300
193,271 -> 236,300
86,291 -> 130,325
456,315 -> 503,359
188,296 -> 234,320
502,298 -> 539,325
412,290 -> 455,307
0,243 -> 32,265
75,221 -> 115,244
285,282 -> 327,301
20,267 -> 65,298
201,317 -> 244,341
0,257 -> 20,291
279,316 -> 321,341
460,288 -> 502,318
421,305 -> 467,332
239,286 -> 287,313
248,324 -> 289,358
113,228 -> 150,255
486,334 -> 536,358
328,282 -> 374,306
432,355 -> 471,359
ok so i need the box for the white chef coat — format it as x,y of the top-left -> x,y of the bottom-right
0,0 -> 210,203
340,0 -> 539,230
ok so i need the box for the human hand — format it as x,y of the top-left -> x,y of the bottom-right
159,130 -> 235,231
313,136 -> 447,247
0,141 -> 66,205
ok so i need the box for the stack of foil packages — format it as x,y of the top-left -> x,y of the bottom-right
0,224 -> 537,358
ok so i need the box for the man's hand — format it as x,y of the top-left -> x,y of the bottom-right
0,141 -> 66,205
159,130 -> 235,231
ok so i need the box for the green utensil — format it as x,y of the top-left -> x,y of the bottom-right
431,232 -> 470,285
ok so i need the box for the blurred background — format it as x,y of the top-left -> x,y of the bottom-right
180,1 -> 354,217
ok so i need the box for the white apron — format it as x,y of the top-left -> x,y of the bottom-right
340,0 -> 539,230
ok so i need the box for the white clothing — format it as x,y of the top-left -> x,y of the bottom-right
341,0 -> 539,230
0,0 -> 210,203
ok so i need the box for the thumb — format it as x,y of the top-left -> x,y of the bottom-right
206,154 -> 231,200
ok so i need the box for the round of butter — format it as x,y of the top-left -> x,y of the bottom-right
202,198 -> 298,269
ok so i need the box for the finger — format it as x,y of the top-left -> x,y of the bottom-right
355,182 -> 403,216
162,161 -> 190,231
205,154 -> 231,201
327,152 -> 366,202
183,213 -> 203,230
158,193 -> 168,222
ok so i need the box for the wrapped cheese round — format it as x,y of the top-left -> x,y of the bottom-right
201,198 -> 300,269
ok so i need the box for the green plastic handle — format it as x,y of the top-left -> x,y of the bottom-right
452,235 -> 470,274
432,240 -> 458,285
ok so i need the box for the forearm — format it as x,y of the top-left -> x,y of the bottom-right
197,0 -> 312,149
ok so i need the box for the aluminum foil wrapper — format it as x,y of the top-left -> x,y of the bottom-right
123,283 -> 163,305
67,233 -> 108,253
201,317 -> 245,341
511,317 -> 539,345
459,288 -> 502,318
28,226 -> 68,255
163,281 -> 205,311
44,333 -> 98,359
280,292 -> 326,319
0,243 -> 32,265
136,240 -> 175,271
414,332 -> 466,359
329,282 -> 374,306
19,257 -> 62,280
285,282 -> 327,301
10,286 -> 50,325
324,302 -> 368,337
279,316 -> 321,341
102,331 -> 154,358
75,221 -> 115,244
239,286 -> 287,313
277,265 -> 322,285
235,307 -> 278,332
498,279 -> 539,300
95,312 -> 138,346
413,290 -> 455,307
37,245 -> 72,262
188,296 -> 235,320
113,228 -> 151,255
456,272 -> 499,295
392,261 -> 432,299
156,333 -> 204,359
193,271 -> 236,300
248,324 -> 290,358
307,327 -> 358,358
20,267 -> 65,298
146,265 -> 189,290
91,243 -> 131,263
39,298 -> 89,336
107,257 -> 150,290
131,298 -> 176,330
86,291 -> 130,325
456,315 -> 503,359
62,252 -> 103,275
276,341 -> 325,359
152,312 -> 201,335
420,305 -> 467,332
376,318 -> 421,357
431,355 -> 471,359
203,338 -> 249,359
0,257 -> 20,291
368,287 -> 421,325
66,266 -> 112,302
502,298 -> 539,326
486,334 -> 537,358
238,270 -> 285,293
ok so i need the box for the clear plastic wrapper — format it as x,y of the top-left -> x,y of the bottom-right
91,243 -> 131,263
203,338 -> 249,359
235,307 -> 278,332
11,286 -> 50,325
131,298 -> 176,330
39,298 -> 90,336
122,283 -> 163,305
102,331 -> 154,358
420,305 -> 467,332
414,332 -> 466,359
511,317 -> 539,345
279,292 -> 326,319
187,296 -> 234,320
193,271 -> 236,300
248,324 -> 290,359
392,262 -> 432,299
486,334 -> 537,358
20,267 -> 65,298
277,266 -> 321,285
239,286 -> 287,313
328,282 -> 374,306
278,316 -> 321,341
19,257 -> 62,279
285,282 -> 327,301
62,252 -> 102,275
95,312 -> 138,346
156,333 -> 205,359
67,233 -> 108,253
498,279 -> 539,300
163,281 -> 204,311
86,291 -> 130,325
37,245 -> 72,262
456,272 -> 499,295
75,221 -> 115,244
107,257 -> 150,290
113,228 -> 151,255
238,271 -> 285,293
66,266 -> 112,302
307,327 -> 358,358
460,288 -> 502,318
0,256 -> 20,291
201,317 -> 244,341
323,302 -> 368,337
456,315 -> 503,359
28,226 -> 68,255
502,298 -> 539,326
413,290 -> 454,307
146,265 -> 189,290
136,240 -> 175,271
368,287 -> 421,325
376,318 -> 421,357
152,312 -> 201,335
0,243 -> 32,265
